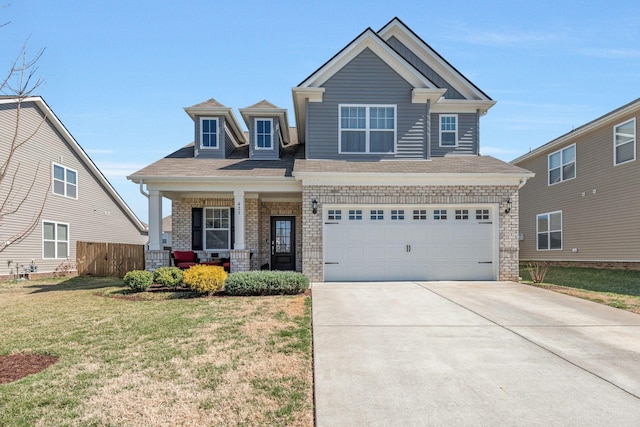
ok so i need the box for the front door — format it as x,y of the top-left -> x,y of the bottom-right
271,216 -> 296,270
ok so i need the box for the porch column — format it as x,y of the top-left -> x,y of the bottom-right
234,190 -> 246,250
148,190 -> 163,250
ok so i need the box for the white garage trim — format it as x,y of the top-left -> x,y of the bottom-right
322,204 -> 499,282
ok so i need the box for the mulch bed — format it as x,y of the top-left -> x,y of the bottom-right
0,353 -> 59,384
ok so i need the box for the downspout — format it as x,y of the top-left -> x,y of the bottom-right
139,180 -> 149,198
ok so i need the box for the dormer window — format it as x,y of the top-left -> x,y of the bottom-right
200,117 -> 218,149
255,118 -> 273,149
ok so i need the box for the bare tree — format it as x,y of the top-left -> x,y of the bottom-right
0,19 -> 47,254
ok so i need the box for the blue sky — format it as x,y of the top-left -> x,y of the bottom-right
2,0 -> 639,221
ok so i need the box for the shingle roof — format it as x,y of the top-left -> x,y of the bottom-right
129,147 -> 529,182
242,99 -> 282,110
128,144 -> 304,180
188,98 -> 226,108
294,155 -> 531,175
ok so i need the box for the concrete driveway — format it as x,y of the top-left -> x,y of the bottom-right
312,281 -> 640,426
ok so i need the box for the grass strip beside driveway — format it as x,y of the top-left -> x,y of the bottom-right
0,276 -> 313,426
520,266 -> 640,314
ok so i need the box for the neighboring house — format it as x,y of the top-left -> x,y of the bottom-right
128,17 -> 532,282
162,215 -> 172,247
512,98 -> 640,268
0,96 -> 147,277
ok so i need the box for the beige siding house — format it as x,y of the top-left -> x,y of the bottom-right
129,18 -> 533,282
0,97 -> 147,277
512,98 -> 640,267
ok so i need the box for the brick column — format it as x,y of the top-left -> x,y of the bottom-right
230,249 -> 250,273
145,250 -> 170,272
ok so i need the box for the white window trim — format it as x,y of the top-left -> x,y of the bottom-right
254,118 -> 273,150
338,104 -> 397,154
199,117 -> 219,149
203,207 -> 231,251
42,220 -> 70,259
439,114 -> 458,147
52,162 -> 78,199
613,117 -> 636,166
547,143 -> 576,186
536,210 -> 563,251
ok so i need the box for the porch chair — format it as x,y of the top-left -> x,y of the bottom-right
172,250 -> 199,269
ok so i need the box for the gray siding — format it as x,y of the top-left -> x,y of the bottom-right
386,36 -> 465,100
194,116 -> 225,159
307,48 -> 427,160
430,113 -> 478,156
0,102 -> 146,274
248,118 -> 280,160
224,127 -> 236,156
517,111 -> 640,262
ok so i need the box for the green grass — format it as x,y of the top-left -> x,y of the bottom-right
520,265 -> 640,313
0,276 -> 313,426
520,266 -> 640,296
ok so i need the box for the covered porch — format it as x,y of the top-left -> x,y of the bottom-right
145,187 -> 304,274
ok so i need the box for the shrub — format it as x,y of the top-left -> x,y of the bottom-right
123,270 -> 153,292
183,264 -> 227,295
153,266 -> 183,288
526,261 -> 549,284
224,271 -> 309,296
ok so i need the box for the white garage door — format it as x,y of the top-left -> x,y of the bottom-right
323,205 -> 497,281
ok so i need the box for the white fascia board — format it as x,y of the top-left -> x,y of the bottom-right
298,29 -> 436,89
140,176 -> 302,193
293,171 -> 533,187
412,88 -> 447,104
431,99 -> 497,115
378,20 -> 490,101
512,100 -> 640,165
14,97 -> 147,232
292,87 -> 325,144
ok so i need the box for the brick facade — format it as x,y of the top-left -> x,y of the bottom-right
171,197 -> 302,272
161,186 -> 520,282
302,184 -> 520,282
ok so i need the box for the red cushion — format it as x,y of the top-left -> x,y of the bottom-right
173,251 -> 196,263
176,261 -> 197,269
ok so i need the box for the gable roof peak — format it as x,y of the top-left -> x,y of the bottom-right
188,98 -> 227,109
243,99 -> 282,110
378,17 -> 492,101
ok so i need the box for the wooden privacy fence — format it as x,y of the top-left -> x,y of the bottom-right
76,241 -> 145,278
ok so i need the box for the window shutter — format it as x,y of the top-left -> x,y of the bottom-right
230,208 -> 235,249
192,208 -> 203,250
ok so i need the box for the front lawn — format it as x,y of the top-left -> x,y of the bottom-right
520,266 -> 640,314
0,276 -> 313,426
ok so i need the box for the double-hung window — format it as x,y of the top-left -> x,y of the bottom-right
200,117 -> 218,149
255,118 -> 273,149
204,208 -> 230,250
548,144 -> 576,185
43,221 -> 69,259
537,211 -> 562,250
52,163 -> 77,199
439,115 -> 457,147
614,118 -> 635,165
339,105 -> 396,153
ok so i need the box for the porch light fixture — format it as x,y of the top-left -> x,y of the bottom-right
504,198 -> 512,214
311,199 -> 318,214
